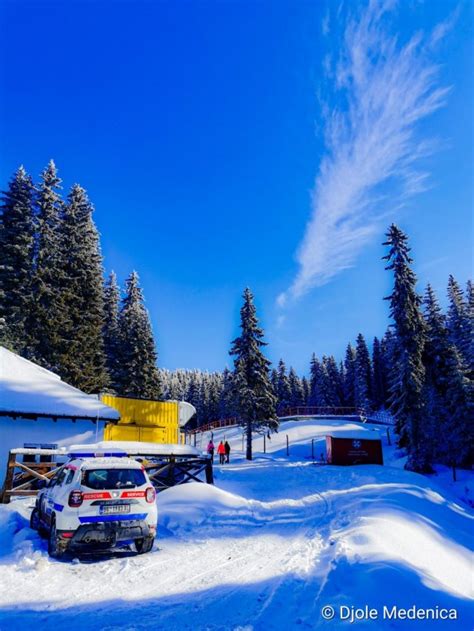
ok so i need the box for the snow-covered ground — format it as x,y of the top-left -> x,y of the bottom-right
0,418 -> 472,630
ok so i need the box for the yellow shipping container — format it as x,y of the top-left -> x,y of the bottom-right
101,394 -> 196,445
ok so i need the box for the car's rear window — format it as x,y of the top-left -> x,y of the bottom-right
83,468 -> 146,490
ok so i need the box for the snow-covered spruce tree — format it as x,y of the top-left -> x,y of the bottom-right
288,367 -> 305,408
383,224 -> 429,472
343,344 -> 357,407
381,328 -> 396,408
308,354 -> 324,406
198,379 -> 210,423
276,359 -> 292,414
103,271 -> 122,392
270,367 -> 279,400
229,288 -> 277,460
466,280 -> 474,379
301,376 -> 310,405
219,367 -> 236,419
116,271 -> 161,399
185,372 -> 201,423
372,337 -> 387,410
447,275 -> 471,369
354,334 -> 372,411
28,161 -> 67,371
322,355 -> 343,407
423,285 -> 472,475
207,375 -> 222,422
0,166 -> 36,352
57,184 -> 108,392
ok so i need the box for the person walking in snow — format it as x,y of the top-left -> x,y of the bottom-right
207,440 -> 215,462
224,440 -> 231,463
217,440 -> 226,464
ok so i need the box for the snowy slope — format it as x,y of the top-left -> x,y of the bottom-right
0,418 -> 472,631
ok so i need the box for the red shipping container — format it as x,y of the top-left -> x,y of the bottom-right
326,433 -> 383,465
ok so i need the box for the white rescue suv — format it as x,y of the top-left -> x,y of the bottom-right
30,451 -> 158,558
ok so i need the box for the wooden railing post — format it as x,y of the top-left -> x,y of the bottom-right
205,457 -> 214,484
0,451 -> 16,504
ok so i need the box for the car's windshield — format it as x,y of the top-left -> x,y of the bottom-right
83,468 -> 146,490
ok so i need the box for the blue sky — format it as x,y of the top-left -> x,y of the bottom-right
0,0 -> 472,374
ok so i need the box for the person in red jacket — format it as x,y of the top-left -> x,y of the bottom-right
217,440 -> 226,464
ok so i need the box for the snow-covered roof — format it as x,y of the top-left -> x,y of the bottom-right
0,346 -> 120,422
326,430 -> 382,440
69,440 -> 201,457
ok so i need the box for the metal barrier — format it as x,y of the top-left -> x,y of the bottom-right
279,406 -> 364,418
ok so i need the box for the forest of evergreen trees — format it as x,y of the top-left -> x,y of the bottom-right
0,162 -> 161,397
0,163 -> 472,469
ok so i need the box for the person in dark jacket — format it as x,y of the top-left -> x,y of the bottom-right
224,441 -> 231,463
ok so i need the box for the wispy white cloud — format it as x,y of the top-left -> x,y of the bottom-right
429,4 -> 461,47
321,9 -> 330,36
278,0 -> 454,307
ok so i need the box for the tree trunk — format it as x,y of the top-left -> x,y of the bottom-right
246,419 -> 252,460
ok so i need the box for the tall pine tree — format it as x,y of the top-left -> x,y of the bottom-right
117,271 -> 161,399
301,376 -> 310,406
28,160 -> 66,371
383,225 -> 429,472
103,271 -> 122,392
466,280 -> 474,378
288,367 -> 305,408
0,166 -> 35,351
229,288 -> 277,460
343,344 -> 357,407
308,354 -> 324,406
354,334 -> 372,411
372,336 -> 387,410
219,367 -> 236,419
447,275 -> 470,369
58,184 -> 108,392
423,284 -> 472,475
323,355 -> 343,407
276,359 -> 292,414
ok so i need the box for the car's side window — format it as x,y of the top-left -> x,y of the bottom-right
48,468 -> 62,488
65,469 -> 75,485
53,468 -> 68,488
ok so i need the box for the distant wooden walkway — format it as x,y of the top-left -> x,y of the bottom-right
187,407 -> 394,438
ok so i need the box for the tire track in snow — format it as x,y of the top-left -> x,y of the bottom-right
248,466 -> 332,628
165,465 -> 331,626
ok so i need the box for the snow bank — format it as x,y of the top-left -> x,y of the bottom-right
158,483 -> 249,532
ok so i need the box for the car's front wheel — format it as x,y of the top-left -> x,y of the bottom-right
135,535 -> 154,554
48,517 -> 67,559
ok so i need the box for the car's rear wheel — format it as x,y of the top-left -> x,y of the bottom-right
135,535 -> 154,554
30,507 -> 48,537
48,517 -> 67,559
30,507 -> 40,531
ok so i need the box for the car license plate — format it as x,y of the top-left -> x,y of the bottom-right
100,504 -> 130,515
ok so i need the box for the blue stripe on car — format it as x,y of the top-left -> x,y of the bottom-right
78,513 -> 147,523
53,503 -> 64,512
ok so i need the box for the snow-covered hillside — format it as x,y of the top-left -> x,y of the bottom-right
0,419 -> 472,631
